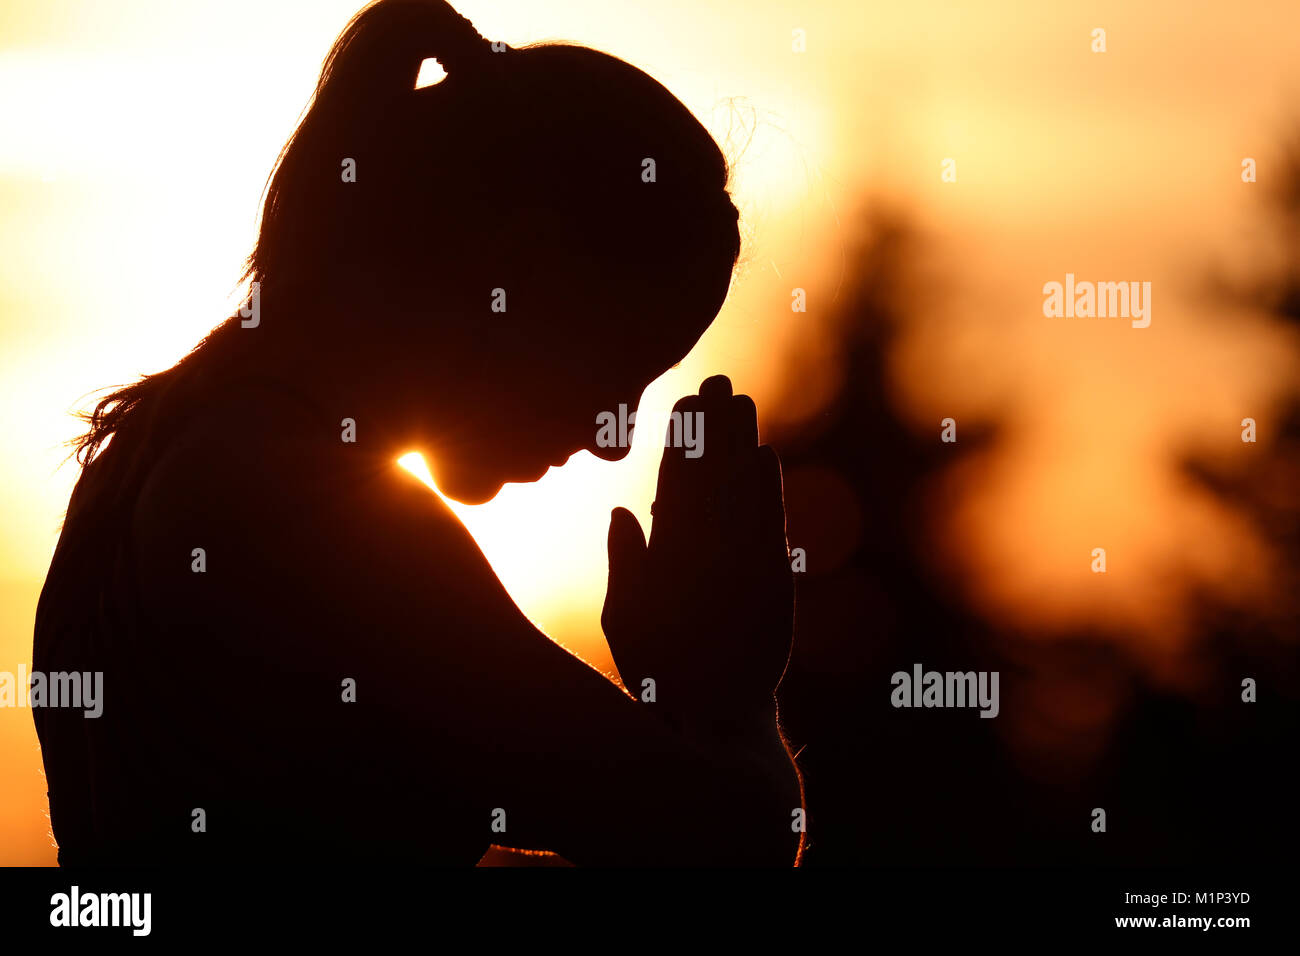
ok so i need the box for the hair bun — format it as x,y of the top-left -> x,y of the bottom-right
421,2 -> 497,73
315,0 -> 500,115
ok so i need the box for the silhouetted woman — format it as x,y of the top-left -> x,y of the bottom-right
34,0 -> 801,865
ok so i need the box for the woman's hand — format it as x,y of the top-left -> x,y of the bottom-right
602,375 -> 795,746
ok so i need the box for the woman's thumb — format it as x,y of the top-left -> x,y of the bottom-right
603,507 -> 647,627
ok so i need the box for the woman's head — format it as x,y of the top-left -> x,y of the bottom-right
76,0 -> 742,505
252,0 -> 741,501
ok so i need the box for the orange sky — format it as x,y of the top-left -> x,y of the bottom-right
2,0 -> 1298,864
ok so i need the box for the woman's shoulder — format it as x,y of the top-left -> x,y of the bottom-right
135,379 -> 336,525
130,377 -> 511,630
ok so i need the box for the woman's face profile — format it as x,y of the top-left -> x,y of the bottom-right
420,306 -> 712,505
396,212 -> 735,503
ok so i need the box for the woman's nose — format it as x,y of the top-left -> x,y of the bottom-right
588,439 -> 633,463
586,403 -> 637,461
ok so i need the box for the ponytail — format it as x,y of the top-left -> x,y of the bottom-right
72,2 -> 502,470
313,0 -> 499,110
249,0 -> 505,295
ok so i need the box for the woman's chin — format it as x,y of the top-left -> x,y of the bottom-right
437,455 -> 566,504
434,471 -> 506,506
